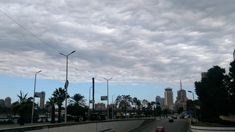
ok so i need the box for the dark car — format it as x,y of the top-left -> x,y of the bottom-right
168,117 -> 174,122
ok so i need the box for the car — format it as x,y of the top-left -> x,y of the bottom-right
184,115 -> 190,119
156,126 -> 165,132
171,115 -> 177,119
179,115 -> 185,119
168,117 -> 174,122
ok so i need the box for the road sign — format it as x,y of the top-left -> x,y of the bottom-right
101,96 -> 108,101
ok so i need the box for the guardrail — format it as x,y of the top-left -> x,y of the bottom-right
191,125 -> 235,132
0,118 -> 154,132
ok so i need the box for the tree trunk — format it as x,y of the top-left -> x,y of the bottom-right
58,105 -> 61,123
51,104 -> 55,123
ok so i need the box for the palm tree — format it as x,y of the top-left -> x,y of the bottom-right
52,87 -> 68,123
71,93 -> 86,106
48,97 -> 56,123
14,91 -> 33,125
67,93 -> 87,121
115,95 -> 133,117
17,91 -> 28,103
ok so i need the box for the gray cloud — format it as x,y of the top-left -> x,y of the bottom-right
0,0 -> 234,85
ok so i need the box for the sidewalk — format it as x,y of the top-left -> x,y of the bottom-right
0,123 -> 50,130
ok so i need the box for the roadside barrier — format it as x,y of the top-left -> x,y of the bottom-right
191,125 -> 235,132
0,118 -> 151,132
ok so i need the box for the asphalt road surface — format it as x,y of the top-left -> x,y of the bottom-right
130,118 -> 190,132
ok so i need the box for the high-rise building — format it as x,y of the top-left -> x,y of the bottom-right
175,80 -> 187,111
35,91 -> 45,108
4,97 -> 11,108
233,49 -> 235,60
164,88 -> 174,110
155,96 -> 164,109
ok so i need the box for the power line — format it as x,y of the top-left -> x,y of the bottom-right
0,8 -> 61,53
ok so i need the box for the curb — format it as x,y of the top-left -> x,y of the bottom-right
191,125 -> 235,132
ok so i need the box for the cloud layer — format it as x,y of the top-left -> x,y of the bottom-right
0,0 -> 234,85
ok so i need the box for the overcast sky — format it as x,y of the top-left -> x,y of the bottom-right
0,0 -> 235,95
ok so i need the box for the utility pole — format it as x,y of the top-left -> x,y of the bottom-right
104,77 -> 112,119
92,77 -> 95,112
88,86 -> 92,117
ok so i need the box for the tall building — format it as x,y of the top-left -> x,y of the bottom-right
233,49 -> 235,60
164,88 -> 174,110
175,80 -> 187,111
4,97 -> 11,108
155,96 -> 164,109
35,91 -> 45,108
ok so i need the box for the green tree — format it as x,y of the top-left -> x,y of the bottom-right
17,91 -> 28,103
71,93 -> 86,106
12,91 -> 33,125
67,93 -> 87,121
150,101 -> 156,116
115,95 -> 133,116
156,102 -> 162,116
195,66 -> 229,122
229,60 -> 235,114
143,101 -> 155,117
133,97 -> 141,116
48,97 -> 56,123
52,88 -> 68,123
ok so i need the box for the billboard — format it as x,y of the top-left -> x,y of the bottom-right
101,96 -> 108,101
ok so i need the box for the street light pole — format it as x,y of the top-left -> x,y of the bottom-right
31,70 -> 41,123
59,50 -> 76,123
188,90 -> 195,119
112,94 -> 115,119
104,77 -> 112,119
88,86 -> 92,117
89,86 -> 91,109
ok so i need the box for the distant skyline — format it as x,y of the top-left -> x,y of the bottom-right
0,0 -> 234,104
0,73 -> 193,105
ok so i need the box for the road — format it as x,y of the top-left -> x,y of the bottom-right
130,118 -> 190,132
